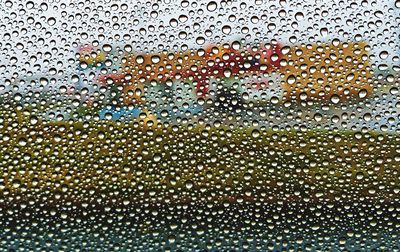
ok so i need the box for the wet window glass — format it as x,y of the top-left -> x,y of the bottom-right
1,0 -> 399,251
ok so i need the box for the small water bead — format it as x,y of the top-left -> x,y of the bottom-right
207,1 -> 217,12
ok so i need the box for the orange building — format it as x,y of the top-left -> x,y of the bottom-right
281,42 -> 373,102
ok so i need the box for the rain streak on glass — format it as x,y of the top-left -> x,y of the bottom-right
0,0 -> 399,251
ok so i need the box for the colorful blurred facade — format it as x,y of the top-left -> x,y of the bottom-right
75,41 -> 374,121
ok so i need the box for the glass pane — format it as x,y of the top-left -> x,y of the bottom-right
0,0 -> 399,250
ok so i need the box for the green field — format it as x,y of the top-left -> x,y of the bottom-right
1,108 -> 399,203
1,108 -> 400,250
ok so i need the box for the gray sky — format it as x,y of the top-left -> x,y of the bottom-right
0,0 -> 398,83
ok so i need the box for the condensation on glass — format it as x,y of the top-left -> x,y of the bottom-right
0,0 -> 399,251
